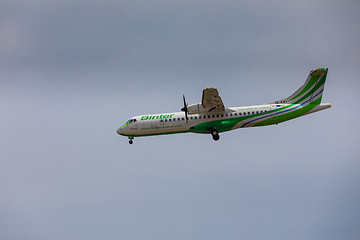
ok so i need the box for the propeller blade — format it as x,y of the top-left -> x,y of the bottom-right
182,94 -> 189,123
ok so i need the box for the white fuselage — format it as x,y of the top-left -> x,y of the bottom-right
118,104 -> 274,136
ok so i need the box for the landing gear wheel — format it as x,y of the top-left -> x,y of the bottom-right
212,134 -> 220,141
209,128 -> 220,141
211,129 -> 218,136
128,136 -> 134,144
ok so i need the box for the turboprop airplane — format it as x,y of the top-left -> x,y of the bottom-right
117,68 -> 331,144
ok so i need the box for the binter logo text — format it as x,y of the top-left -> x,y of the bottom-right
141,114 -> 175,120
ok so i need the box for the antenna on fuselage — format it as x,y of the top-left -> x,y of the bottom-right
181,94 -> 189,123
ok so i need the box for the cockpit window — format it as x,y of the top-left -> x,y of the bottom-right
126,119 -> 136,124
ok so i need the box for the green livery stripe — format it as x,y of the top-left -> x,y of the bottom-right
118,122 -> 131,129
190,116 -> 251,133
254,98 -> 321,127
289,74 -> 321,101
241,86 -> 325,128
253,105 -> 309,126
236,106 -> 297,128
190,104 -> 294,133
190,104 -> 298,133
294,73 -> 326,104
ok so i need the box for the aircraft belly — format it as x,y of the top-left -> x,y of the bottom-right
190,120 -> 236,133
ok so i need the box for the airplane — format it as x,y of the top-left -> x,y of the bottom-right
117,68 -> 331,144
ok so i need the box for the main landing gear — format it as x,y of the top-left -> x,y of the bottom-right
209,128 -> 220,141
128,136 -> 134,144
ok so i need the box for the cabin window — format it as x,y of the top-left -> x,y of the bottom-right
194,116 -> 197,120
221,114 -> 224,117
160,119 -> 163,122
230,113 -> 233,117
199,116 -> 202,119
239,112 -> 242,116
165,119 -> 168,122
234,113 -> 237,116
177,118 -> 180,121
182,117 -> 185,120
212,115 -> 215,118
169,119 -> 172,122
216,114 -> 219,118
225,113 -> 228,117
243,112 -> 246,115
190,117 -> 193,120
252,111 -> 255,115
173,119 -> 176,121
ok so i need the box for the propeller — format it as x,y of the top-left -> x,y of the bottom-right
181,94 -> 189,123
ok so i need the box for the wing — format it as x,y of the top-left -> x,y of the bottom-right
201,88 -> 225,111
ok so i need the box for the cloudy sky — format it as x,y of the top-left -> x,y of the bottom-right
1,0 -> 360,239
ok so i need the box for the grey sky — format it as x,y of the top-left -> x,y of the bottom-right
1,1 -> 360,240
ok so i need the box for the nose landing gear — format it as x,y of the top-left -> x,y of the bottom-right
128,136 -> 134,144
209,128 -> 220,141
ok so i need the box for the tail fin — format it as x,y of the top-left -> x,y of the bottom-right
273,68 -> 328,106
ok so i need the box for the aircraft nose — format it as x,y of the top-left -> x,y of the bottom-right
117,128 -> 123,134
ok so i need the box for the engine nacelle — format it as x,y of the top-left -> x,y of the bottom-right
187,103 -> 207,114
